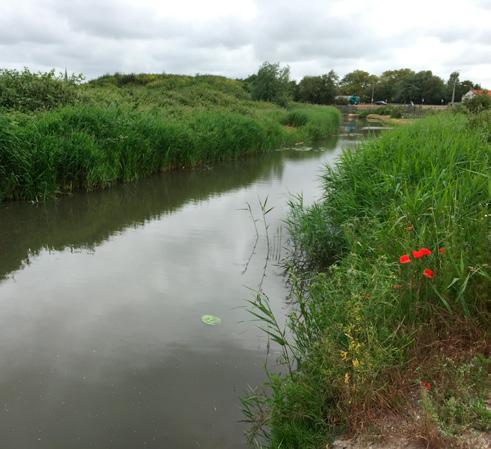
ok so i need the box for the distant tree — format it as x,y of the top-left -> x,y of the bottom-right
295,71 -> 338,104
250,62 -> 291,107
393,72 -> 420,103
339,70 -> 377,102
416,71 -> 446,104
287,79 -> 298,100
391,70 -> 445,104
374,69 -> 415,102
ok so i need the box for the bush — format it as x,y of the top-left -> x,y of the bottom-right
0,68 -> 82,112
251,62 -> 291,107
464,94 -> 491,114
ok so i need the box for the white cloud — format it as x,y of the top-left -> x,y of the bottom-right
0,0 -> 489,86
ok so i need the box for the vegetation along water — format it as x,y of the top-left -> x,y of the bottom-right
0,69 -> 340,202
0,65 -> 490,449
244,110 -> 490,448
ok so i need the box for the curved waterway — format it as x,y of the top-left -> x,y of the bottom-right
0,121 -> 365,449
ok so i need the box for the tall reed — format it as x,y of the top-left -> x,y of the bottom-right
245,112 -> 490,448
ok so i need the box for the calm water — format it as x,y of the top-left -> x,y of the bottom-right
0,123 -> 363,449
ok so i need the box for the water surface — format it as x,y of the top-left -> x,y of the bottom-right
0,126 -> 362,449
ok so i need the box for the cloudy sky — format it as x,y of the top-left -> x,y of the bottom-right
1,0 -> 490,86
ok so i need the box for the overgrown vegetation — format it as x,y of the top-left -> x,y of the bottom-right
0,69 -> 340,202
463,93 -> 491,114
244,112 -> 490,448
0,68 -> 82,112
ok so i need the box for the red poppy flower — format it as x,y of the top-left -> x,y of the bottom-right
421,381 -> 431,391
420,248 -> 432,256
393,284 -> 402,289
423,268 -> 433,279
412,250 -> 424,259
399,255 -> 411,264
438,248 -> 445,254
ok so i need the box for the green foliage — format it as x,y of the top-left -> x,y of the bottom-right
339,70 -> 377,102
295,71 -> 338,105
0,106 -> 284,201
0,70 -> 340,202
374,68 -> 414,102
246,113 -> 490,447
0,68 -> 82,112
392,70 -> 446,104
281,111 -> 309,127
281,106 -> 341,141
251,62 -> 291,107
464,93 -> 491,114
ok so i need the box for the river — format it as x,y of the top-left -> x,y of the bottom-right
0,120 -> 365,449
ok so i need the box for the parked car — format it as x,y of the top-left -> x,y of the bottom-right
374,100 -> 387,105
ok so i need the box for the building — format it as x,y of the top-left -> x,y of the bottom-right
462,89 -> 491,102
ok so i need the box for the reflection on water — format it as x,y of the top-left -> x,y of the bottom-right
0,129 -> 361,448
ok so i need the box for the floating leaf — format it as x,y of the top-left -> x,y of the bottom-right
201,314 -> 222,326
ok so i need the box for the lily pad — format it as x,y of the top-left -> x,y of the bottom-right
201,314 -> 222,326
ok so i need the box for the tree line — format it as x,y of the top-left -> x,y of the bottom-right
246,62 -> 482,106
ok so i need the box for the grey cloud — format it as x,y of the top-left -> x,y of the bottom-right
0,0 -> 489,86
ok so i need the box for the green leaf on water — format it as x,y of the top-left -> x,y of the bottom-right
201,314 -> 222,326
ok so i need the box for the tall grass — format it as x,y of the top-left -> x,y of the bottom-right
282,106 -> 340,141
0,70 -> 341,202
246,112 -> 490,447
0,103 -> 340,201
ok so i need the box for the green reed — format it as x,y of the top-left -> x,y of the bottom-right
245,112 -> 490,448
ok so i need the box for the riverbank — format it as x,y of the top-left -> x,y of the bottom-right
366,113 -> 413,125
246,112 -> 490,448
0,72 -> 340,202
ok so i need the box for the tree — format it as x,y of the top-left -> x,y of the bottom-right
339,70 -> 377,102
295,71 -> 338,104
415,71 -> 446,104
250,62 -> 291,107
392,70 -> 445,104
375,69 -> 415,102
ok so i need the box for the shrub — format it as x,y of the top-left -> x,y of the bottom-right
0,68 -> 82,112
464,93 -> 491,114
251,62 -> 291,107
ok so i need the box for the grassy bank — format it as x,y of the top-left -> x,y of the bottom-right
245,112 -> 490,448
0,71 -> 340,202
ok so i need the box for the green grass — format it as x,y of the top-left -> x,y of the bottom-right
0,71 -> 341,202
282,105 -> 340,141
245,112 -> 490,448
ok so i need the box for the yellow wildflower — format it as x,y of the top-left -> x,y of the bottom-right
344,372 -> 350,384
352,359 -> 360,368
340,351 -> 348,360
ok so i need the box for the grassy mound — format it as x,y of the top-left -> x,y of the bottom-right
245,112 -> 490,448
